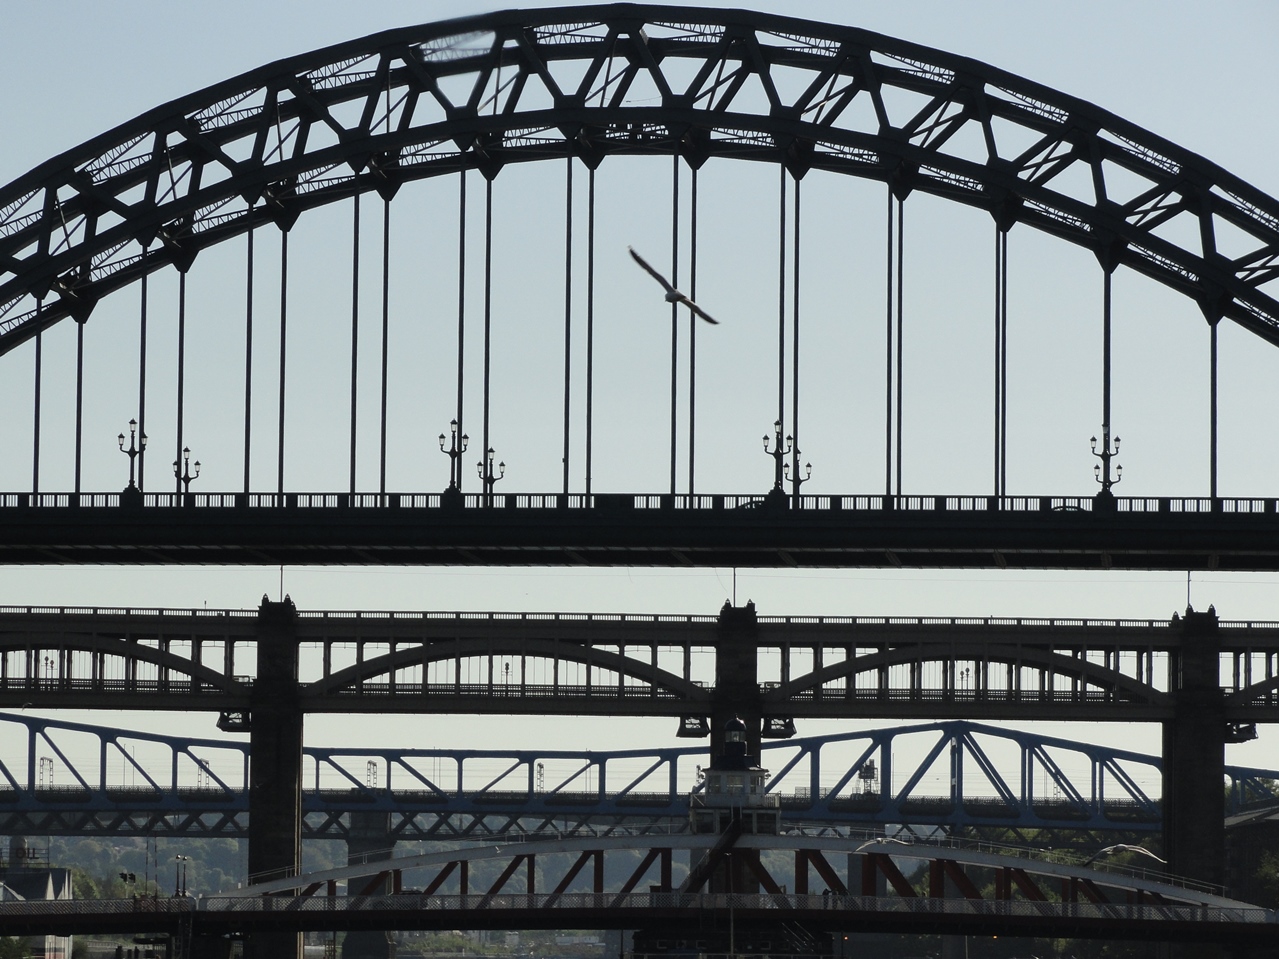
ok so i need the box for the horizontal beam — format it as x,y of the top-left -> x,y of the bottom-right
0,891 -> 1271,944
2,494 -> 1279,569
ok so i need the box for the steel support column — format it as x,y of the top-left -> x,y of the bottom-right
1162,606 -> 1226,887
712,601 -> 761,759
710,601 -> 763,896
247,597 -> 302,959
343,809 -> 397,959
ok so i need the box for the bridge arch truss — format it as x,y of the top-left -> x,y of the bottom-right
5,607 -> 1279,722
3,5 -> 1278,347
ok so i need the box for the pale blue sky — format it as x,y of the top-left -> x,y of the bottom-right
1,1 -> 1277,766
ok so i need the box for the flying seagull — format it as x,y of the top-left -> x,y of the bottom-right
1082,844 -> 1168,867
628,246 -> 719,324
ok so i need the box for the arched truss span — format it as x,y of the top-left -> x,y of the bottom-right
0,633 -> 241,694
1,4 -> 1278,353
770,642 -> 1169,708
309,635 -> 709,702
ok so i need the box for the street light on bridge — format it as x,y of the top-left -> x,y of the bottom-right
477,447 -> 504,506
173,447 -> 200,495
173,855 -> 189,897
764,421 -> 811,504
438,419 -> 469,491
763,421 -> 791,492
1091,430 -> 1122,494
784,458 -> 812,498
117,419 -> 147,489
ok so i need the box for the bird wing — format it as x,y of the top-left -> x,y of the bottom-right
628,246 -> 676,294
680,296 -> 719,325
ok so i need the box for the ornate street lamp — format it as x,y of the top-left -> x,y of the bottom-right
173,447 -> 201,494
784,458 -> 812,499
438,419 -> 469,490
117,419 -> 147,489
762,420 -> 791,491
477,447 -> 505,506
174,855 -> 189,897
1090,430 -> 1122,492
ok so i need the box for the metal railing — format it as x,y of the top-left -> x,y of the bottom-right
2,490 -> 1276,515
15,606 -> 1272,631
0,892 -> 1270,925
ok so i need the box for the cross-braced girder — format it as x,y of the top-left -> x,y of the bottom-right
2,709 -> 1276,839
1,4 -> 1278,354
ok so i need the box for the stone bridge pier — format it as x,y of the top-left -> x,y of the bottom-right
1162,606 -> 1227,888
247,597 -> 303,959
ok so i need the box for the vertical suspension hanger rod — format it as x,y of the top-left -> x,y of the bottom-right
379,196 -> 391,498
175,271 -> 187,496
349,192 -> 361,497
74,317 -> 85,498
1210,316 -> 1219,500
138,265 -> 150,492
669,153 -> 680,499
277,229 -> 289,497
481,176 -> 494,502
562,153 -> 573,499
883,187 -> 894,500
455,170 -> 467,493
1000,230 -> 1009,499
688,163 -> 698,499
243,226 -> 254,496
895,197 -> 905,500
31,301 -> 43,497
777,164 -> 787,449
791,175 -> 802,506
584,167 -> 596,500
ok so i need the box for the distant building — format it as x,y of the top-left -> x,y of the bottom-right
2,837 -> 74,959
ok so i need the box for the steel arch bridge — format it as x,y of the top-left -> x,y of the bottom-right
6,603 -> 1279,723
1,6 -> 1279,569
3,5 -> 1277,341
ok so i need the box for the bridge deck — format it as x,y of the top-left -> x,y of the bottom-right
3,493 -> 1278,569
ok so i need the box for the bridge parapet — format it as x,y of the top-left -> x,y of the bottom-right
3,493 -> 1279,568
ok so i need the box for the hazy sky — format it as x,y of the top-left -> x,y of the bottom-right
1,1 -> 1278,768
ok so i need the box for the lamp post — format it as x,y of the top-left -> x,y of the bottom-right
477,447 -> 505,506
784,458 -> 812,502
174,855 -> 189,897
438,419 -> 469,490
117,419 -> 147,489
173,447 -> 201,495
1090,430 -> 1122,494
762,420 -> 790,491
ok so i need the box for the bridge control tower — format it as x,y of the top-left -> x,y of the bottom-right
690,717 -> 780,836
630,720 -> 823,959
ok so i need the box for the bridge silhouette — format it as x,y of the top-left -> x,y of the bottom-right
3,4 -> 1279,957
7,708 -> 1278,839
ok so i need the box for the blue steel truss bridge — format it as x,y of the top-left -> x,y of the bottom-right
5,709 -> 1277,841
